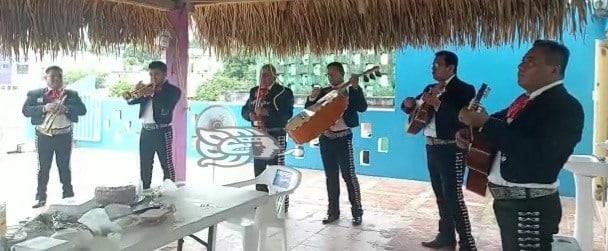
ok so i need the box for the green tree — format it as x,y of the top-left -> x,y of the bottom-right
109,79 -> 133,98
373,85 -> 395,97
218,56 -> 258,83
64,70 -> 89,85
194,74 -> 251,101
64,70 -> 108,89
192,55 -> 258,101
95,72 -> 108,89
122,45 -> 158,70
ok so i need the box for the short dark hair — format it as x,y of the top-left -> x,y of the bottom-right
45,66 -> 63,74
435,50 -> 458,72
148,61 -> 167,73
532,39 -> 570,76
327,62 -> 344,75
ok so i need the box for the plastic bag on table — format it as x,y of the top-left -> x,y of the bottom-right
77,209 -> 121,236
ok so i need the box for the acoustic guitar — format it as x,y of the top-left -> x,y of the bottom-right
463,83 -> 496,196
405,83 -> 446,135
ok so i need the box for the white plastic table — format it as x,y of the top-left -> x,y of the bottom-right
91,184 -> 268,251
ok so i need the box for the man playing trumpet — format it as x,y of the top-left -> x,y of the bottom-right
124,61 -> 181,190
22,66 -> 87,208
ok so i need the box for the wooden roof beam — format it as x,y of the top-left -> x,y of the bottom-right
103,0 -> 177,11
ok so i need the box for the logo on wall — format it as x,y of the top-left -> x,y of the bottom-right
194,105 -> 283,168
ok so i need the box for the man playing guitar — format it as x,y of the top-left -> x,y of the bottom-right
458,40 -> 583,250
401,51 -> 477,250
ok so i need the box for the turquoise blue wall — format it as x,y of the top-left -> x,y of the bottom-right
33,18 -> 606,197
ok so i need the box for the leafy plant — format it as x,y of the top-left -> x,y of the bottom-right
95,72 -> 108,89
109,79 -> 133,98
193,55 -> 258,101
218,56 -> 258,83
194,74 -> 253,101
64,70 -> 108,89
64,70 -> 89,85
372,85 -> 394,97
122,45 -> 158,71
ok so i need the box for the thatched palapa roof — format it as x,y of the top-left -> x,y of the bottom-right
0,0 -> 591,58
0,0 -> 171,57
192,0 -> 590,57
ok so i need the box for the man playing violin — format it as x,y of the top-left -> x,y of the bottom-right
242,64 -> 294,211
242,64 -> 294,192
22,66 -> 87,208
401,51 -> 477,250
124,61 -> 181,190
305,62 -> 367,226
458,40 -> 583,250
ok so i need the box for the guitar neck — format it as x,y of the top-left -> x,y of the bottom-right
468,83 -> 489,111
335,66 -> 380,90
467,100 -> 481,110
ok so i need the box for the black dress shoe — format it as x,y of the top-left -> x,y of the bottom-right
32,200 -> 46,209
421,238 -> 456,248
352,216 -> 362,226
321,215 -> 339,224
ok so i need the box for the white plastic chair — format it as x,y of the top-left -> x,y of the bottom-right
223,165 -> 302,251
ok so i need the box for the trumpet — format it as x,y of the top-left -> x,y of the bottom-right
40,95 -> 67,136
123,81 -> 157,99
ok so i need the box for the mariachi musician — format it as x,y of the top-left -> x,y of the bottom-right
22,66 -> 87,208
241,64 -> 294,201
458,40 -> 583,250
401,51 -> 477,250
124,61 -> 181,190
305,62 -> 367,226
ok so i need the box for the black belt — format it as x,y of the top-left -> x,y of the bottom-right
488,183 -> 557,200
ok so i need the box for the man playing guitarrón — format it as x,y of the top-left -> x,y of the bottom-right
305,62 -> 368,226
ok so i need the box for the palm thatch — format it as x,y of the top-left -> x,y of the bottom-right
0,0 -> 171,58
192,0 -> 590,58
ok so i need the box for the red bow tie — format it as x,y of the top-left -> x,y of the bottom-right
257,86 -> 269,100
47,89 -> 63,100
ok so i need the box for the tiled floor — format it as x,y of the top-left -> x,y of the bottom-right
0,148 -> 604,250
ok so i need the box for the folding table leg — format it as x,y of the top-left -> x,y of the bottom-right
177,238 -> 184,251
175,225 -> 217,251
207,225 -> 217,251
